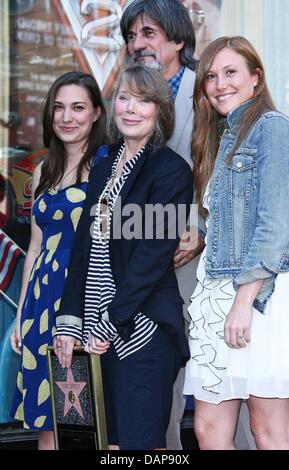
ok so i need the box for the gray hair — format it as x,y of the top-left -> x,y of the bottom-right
120,0 -> 196,71
108,63 -> 175,149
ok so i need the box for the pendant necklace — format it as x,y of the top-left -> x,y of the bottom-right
100,144 -> 126,207
96,144 -> 126,238
49,162 -> 79,195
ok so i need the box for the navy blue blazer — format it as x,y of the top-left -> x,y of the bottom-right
56,143 -> 193,362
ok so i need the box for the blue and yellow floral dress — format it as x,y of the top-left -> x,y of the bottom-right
11,183 -> 87,430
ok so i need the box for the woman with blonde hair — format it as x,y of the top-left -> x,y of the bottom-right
54,64 -> 193,450
184,36 -> 289,450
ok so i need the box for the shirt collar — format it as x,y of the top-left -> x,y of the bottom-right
226,98 -> 257,129
167,66 -> 185,101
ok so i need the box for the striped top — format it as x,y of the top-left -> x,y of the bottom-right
84,144 -> 158,360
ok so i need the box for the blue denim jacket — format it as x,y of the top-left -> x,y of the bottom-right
205,100 -> 289,313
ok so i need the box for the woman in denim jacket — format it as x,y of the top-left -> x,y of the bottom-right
184,36 -> 289,450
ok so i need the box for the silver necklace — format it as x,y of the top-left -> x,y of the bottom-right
96,144 -> 126,239
96,143 -> 145,240
49,163 -> 79,194
99,144 -> 126,206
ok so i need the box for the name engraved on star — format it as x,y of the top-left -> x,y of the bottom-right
56,368 -> 87,419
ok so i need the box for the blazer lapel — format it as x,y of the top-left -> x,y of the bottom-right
167,67 -> 194,151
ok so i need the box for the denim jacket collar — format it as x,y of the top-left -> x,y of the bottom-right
225,98 -> 256,129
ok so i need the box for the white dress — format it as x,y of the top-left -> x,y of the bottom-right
184,185 -> 289,404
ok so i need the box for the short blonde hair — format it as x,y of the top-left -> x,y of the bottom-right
108,63 -> 175,148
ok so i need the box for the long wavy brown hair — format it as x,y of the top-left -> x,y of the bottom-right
35,71 -> 107,199
192,36 -> 276,209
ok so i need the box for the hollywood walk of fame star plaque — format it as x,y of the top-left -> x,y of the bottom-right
47,347 -> 107,450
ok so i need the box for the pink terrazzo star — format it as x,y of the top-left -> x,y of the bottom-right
56,368 -> 87,419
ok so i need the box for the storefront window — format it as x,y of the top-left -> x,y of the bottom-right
0,0 -> 128,426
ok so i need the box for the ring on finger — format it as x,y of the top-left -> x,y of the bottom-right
237,337 -> 247,346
